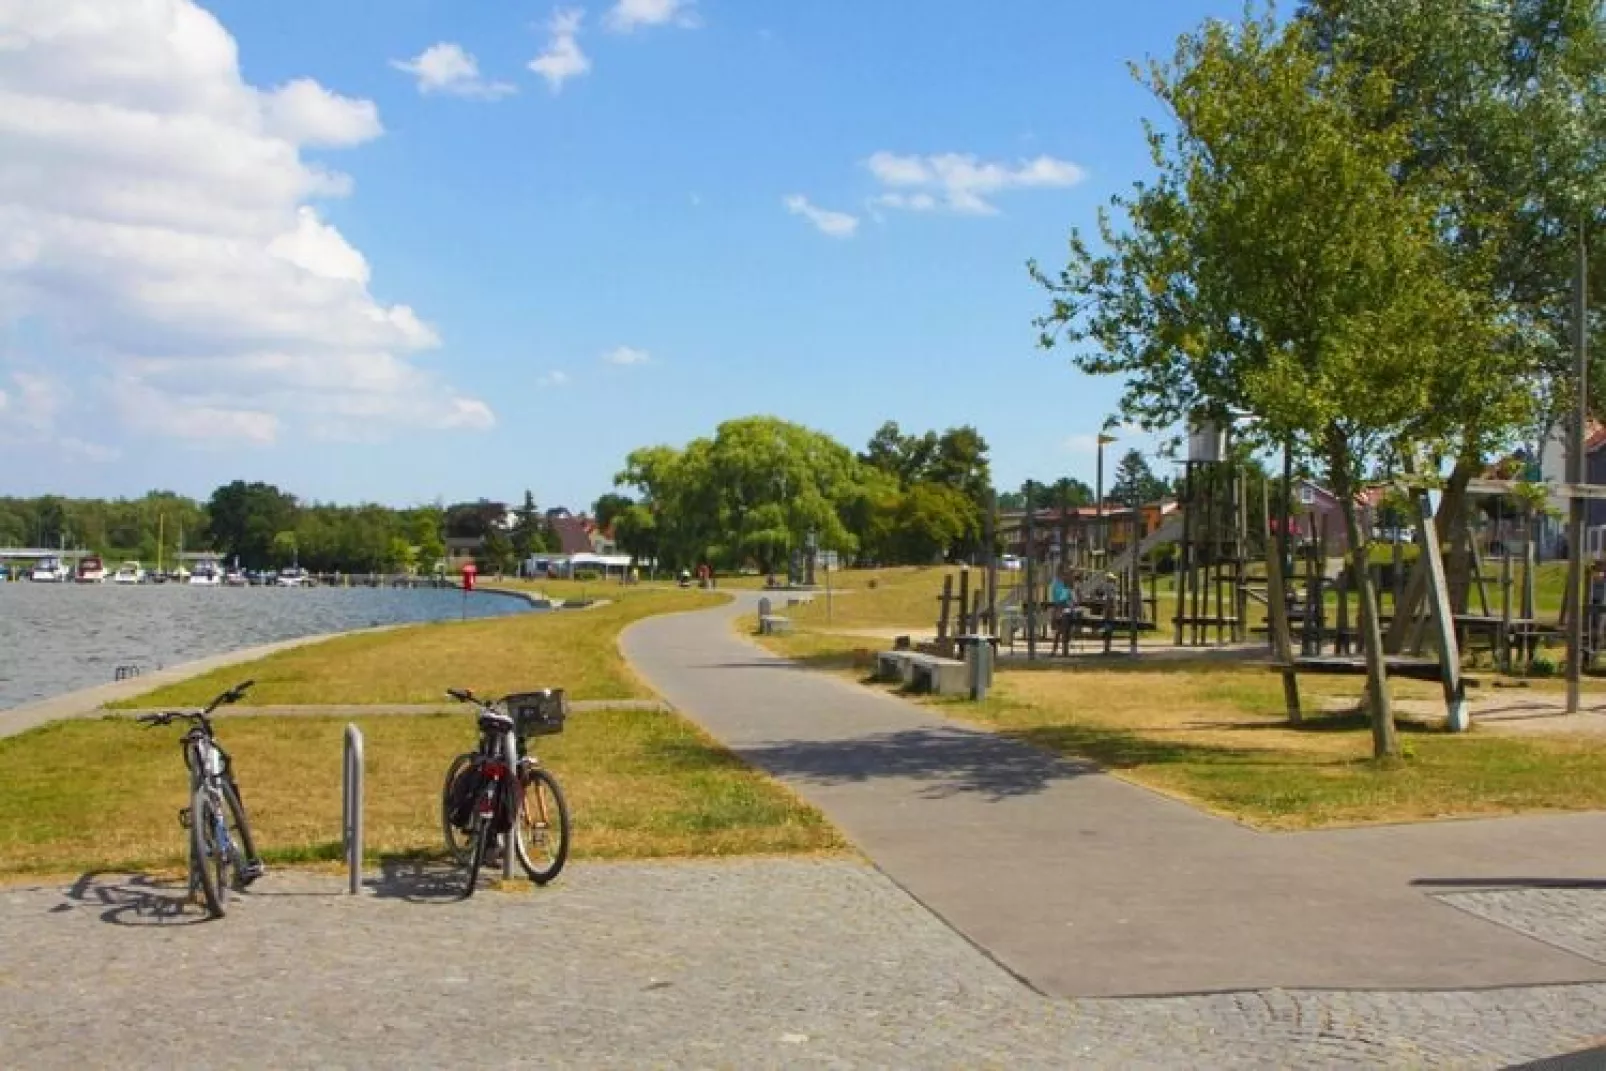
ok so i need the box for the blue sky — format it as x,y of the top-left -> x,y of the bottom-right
1,0 -> 1239,512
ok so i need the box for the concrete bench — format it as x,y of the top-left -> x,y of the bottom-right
875,650 -> 918,683
786,594 -> 815,607
758,615 -> 793,636
908,654 -> 968,695
875,649 -> 968,694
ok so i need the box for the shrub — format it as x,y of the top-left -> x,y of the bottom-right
573,570 -> 601,582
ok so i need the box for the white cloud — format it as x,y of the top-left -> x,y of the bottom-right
262,79 -> 383,145
784,195 -> 859,238
866,151 -> 1085,215
605,0 -> 699,32
537,370 -> 570,387
602,346 -> 650,366
0,0 -> 491,447
529,9 -> 591,92
391,43 -> 516,101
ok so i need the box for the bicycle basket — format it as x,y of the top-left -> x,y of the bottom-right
505,689 -> 567,737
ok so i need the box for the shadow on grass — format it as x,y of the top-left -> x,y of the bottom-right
1188,710 -> 1448,736
61,870 -> 207,927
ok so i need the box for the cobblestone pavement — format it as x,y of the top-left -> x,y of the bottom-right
1438,887 -> 1606,966
3,859 -> 1604,1069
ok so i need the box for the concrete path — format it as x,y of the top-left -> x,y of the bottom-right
622,596 -> 1606,999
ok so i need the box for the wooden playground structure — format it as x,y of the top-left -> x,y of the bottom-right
923,429 -> 1606,731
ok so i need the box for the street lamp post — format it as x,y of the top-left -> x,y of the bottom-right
1096,428 -> 1119,559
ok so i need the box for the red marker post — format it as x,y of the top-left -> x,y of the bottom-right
460,562 -> 477,619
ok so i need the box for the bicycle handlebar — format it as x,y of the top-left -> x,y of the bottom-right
138,680 -> 254,728
446,687 -> 473,703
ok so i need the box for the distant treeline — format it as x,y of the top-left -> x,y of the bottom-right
0,483 -> 558,574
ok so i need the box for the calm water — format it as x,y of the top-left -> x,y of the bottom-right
0,582 -> 536,710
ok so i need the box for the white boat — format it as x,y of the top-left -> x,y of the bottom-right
76,555 -> 108,583
188,563 -> 223,586
112,561 -> 146,584
29,557 -> 68,582
274,567 -> 310,587
223,569 -> 248,587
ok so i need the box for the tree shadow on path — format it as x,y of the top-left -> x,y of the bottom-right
733,725 -> 1100,801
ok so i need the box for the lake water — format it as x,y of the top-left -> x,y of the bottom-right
0,582 -> 536,711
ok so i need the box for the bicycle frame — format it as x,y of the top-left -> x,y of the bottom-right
184,732 -> 236,887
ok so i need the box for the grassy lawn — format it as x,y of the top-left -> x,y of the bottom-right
752,627 -> 1606,829
0,706 -> 844,879
782,566 -> 964,631
116,587 -> 724,708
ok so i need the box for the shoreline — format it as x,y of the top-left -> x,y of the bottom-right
0,625 -> 402,741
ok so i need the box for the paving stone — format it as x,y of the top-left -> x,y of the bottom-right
2,860 -> 1604,1069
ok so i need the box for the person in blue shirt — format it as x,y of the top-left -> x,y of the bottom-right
1050,569 -> 1078,656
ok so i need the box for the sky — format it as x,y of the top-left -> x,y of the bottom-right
0,0 -> 1243,512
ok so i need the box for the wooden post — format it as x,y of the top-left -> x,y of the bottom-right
1263,477 -> 1302,722
1415,493 -> 1469,731
956,566 -> 971,637
985,489 -> 999,638
1024,481 -> 1038,662
1335,569 -> 1351,656
1499,550 -> 1513,675
937,575 -> 954,644
1469,533 -> 1491,617
1176,463 -> 1192,646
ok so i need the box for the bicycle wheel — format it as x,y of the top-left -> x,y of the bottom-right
514,766 -> 570,885
462,807 -> 494,899
440,753 -> 478,866
190,787 -> 226,918
221,779 -> 260,889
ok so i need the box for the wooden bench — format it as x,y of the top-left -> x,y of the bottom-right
758,614 -> 793,635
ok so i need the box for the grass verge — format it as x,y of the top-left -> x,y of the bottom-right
115,587 -> 724,708
752,628 -> 1606,829
0,706 -> 843,879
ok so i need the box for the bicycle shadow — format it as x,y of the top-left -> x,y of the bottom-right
369,854 -> 470,904
59,870 -> 210,927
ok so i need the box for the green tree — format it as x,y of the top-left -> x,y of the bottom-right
1109,450 -> 1168,506
1297,0 -> 1606,615
1032,11 -> 1518,758
591,492 -> 634,532
511,490 -> 552,561
207,481 -> 299,567
890,483 -> 979,563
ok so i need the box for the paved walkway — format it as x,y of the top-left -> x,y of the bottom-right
621,595 -> 1606,999
4,861 -> 1604,1069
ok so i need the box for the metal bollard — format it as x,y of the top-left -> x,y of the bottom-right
502,731 -> 519,882
342,724 -> 364,895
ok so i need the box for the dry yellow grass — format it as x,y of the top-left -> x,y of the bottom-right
116,588 -> 724,708
0,707 -> 844,878
751,627 -> 1606,829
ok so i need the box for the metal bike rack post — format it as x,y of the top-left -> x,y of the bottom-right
502,731 -> 518,882
342,723 -> 364,895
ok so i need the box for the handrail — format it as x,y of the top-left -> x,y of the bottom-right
343,724 -> 364,895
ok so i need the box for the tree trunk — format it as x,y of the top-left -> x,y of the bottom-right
1328,429 -> 1399,760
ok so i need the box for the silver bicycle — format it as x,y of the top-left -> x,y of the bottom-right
138,681 -> 263,918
